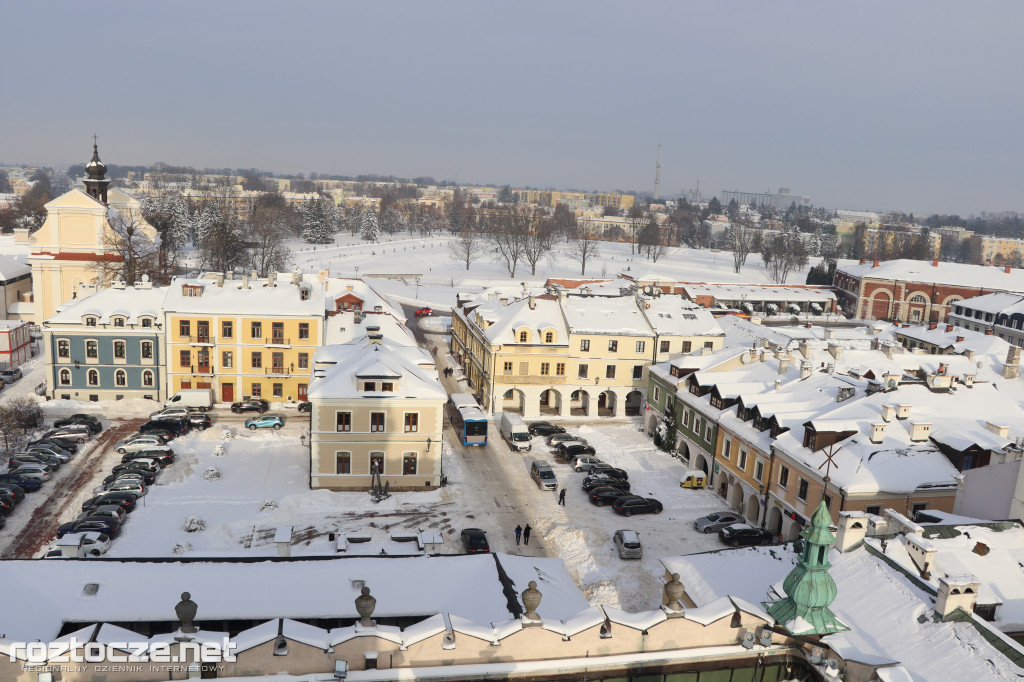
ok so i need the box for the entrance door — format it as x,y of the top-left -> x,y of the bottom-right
297,383 -> 308,401
222,383 -> 234,402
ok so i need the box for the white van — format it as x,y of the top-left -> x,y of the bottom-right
164,388 -> 214,411
500,413 -> 532,452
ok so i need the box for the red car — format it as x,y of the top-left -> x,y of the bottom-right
415,307 -> 433,316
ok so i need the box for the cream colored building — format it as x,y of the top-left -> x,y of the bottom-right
308,331 -> 446,490
450,291 -> 724,418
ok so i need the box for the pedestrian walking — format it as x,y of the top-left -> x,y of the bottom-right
523,524 -> 532,546
558,488 -> 566,506
514,524 -> 522,545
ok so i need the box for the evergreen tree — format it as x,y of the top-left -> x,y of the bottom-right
360,208 -> 381,242
301,197 -> 338,244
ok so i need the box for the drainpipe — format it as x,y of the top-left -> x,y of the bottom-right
760,449 -> 776,528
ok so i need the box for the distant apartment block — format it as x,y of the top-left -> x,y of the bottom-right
720,188 -> 810,211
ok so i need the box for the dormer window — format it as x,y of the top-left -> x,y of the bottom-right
364,381 -> 376,392
141,318 -> 153,328
519,331 -> 528,342
85,317 -> 97,327
182,284 -> 204,297
381,382 -> 394,392
112,317 -> 125,327
545,331 -> 553,343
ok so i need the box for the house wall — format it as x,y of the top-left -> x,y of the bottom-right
44,328 -> 163,401
953,457 -> 1021,520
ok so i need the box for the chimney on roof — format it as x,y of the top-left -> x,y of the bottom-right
556,288 -> 567,303
778,356 -> 790,375
946,325 -> 954,332
935,576 -> 980,620
366,325 -> 383,344
1006,266 -> 1012,274
928,322 -> 937,330
881,404 -> 896,422
798,340 -> 810,359
869,422 -> 887,444
835,512 -> 869,552
242,273 -> 249,289
873,259 -> 880,268
956,335 -> 965,342
774,378 -> 782,391
251,270 -> 258,281
859,259 -> 867,265
985,329 -> 993,335
827,342 -> 842,361
932,259 -> 939,267
268,272 -> 277,287
1003,346 -> 1021,379
292,268 -> 302,286
215,273 -> 225,287
800,361 -> 812,380
528,295 -> 536,310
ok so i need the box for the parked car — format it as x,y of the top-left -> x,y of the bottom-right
122,449 -> 175,467
613,529 -> 643,559
7,464 -> 53,481
112,459 -> 161,475
114,437 -> 171,454
56,518 -> 120,540
95,479 -> 147,497
0,483 -> 26,503
461,528 -> 490,553
557,443 -> 597,462
612,496 -> 663,517
82,492 -> 138,514
231,398 -> 269,414
297,402 -> 312,413
528,421 -> 565,437
27,443 -> 74,460
0,490 -> 19,510
693,511 -> 745,534
415,307 -> 433,317
30,437 -> 79,453
0,474 -> 42,492
187,413 -> 212,430
546,433 -> 583,446
149,407 -> 192,421
719,524 -> 774,547
0,497 -> 13,515
570,455 -> 603,472
588,485 -> 632,507
139,418 -> 189,437
34,381 -> 47,396
43,424 -> 91,443
581,474 -> 631,492
0,367 -> 22,384
530,460 -> 558,490
9,453 -> 64,468
246,415 -> 284,430
47,531 -> 112,557
135,426 -> 177,442
586,464 -> 628,481
77,505 -> 126,526
103,470 -> 157,486
54,414 -> 102,433
679,470 -> 707,489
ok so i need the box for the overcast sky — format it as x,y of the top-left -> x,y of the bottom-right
2,1 -> 1021,216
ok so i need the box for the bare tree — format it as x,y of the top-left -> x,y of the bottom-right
730,221 -> 756,273
640,217 -> 668,262
522,214 -> 555,275
246,200 -> 293,275
761,232 -> 809,283
627,204 -> 646,255
488,206 -> 529,277
96,210 -> 161,286
448,228 -> 487,270
568,225 -> 601,276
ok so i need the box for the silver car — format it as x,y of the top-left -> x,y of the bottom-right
8,464 -> 52,481
149,407 -> 191,421
694,511 -> 745,534
613,529 -> 643,559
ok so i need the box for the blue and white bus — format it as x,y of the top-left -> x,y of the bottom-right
449,393 -> 488,447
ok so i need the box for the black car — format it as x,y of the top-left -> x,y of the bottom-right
612,496 -> 663,517
187,413 -> 212,430
0,483 -> 26,503
556,443 -> 597,461
231,398 -> 269,414
719,524 -> 774,547
528,421 -> 565,437
0,473 -> 42,492
53,414 -> 102,433
111,461 -> 160,478
82,491 -> 138,514
30,438 -> 79,453
581,475 -> 631,492
57,517 -> 120,540
588,486 -> 631,507
104,469 -> 157,486
122,450 -> 175,467
140,418 -> 189,437
586,464 -> 628,480
0,497 -> 13,515
297,402 -> 312,413
461,528 -> 490,553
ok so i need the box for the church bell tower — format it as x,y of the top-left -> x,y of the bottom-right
83,138 -> 110,204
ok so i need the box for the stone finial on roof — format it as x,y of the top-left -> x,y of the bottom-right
175,591 -> 199,634
663,573 -> 684,613
521,581 -> 542,623
355,586 -> 376,627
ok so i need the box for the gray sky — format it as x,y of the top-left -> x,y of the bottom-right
2,1 -> 1021,215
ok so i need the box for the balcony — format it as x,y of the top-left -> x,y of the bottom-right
191,364 -> 215,376
266,336 -> 291,348
265,366 -> 292,377
185,335 -> 216,346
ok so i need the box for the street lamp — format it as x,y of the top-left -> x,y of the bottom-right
415,277 -> 421,298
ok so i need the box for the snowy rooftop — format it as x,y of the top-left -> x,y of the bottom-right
0,252 -> 30,280
895,323 -> 1010,355
663,544 -> 1024,680
839,259 -> 1024,292
679,283 -> 837,302
163,274 -> 324,316
561,295 -> 653,337
479,297 -> 569,344
324,310 -> 414,346
45,285 -> 167,325
953,292 -> 1024,315
640,295 -> 725,337
0,553 -> 590,643
309,337 -> 445,401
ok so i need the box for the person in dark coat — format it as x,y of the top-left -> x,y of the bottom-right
514,524 -> 522,545
523,524 -> 532,545
558,488 -> 567,505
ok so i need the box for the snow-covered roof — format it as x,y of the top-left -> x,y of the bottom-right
680,283 -> 837,303
663,544 -> 1024,680
0,553 -> 590,643
640,295 -> 724,337
163,274 -> 324,317
839,259 -> 1024,292
561,295 -> 653,336
44,285 -> 167,325
895,323 -> 1010,355
952,292 -> 1024,315
325,309 -> 414,346
0,252 -> 30,280
479,297 -> 569,344
309,337 -> 445,401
